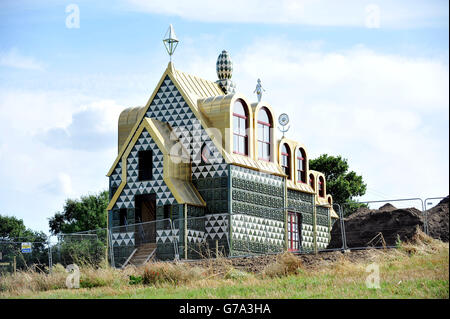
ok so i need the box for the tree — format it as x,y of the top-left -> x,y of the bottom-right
0,215 -> 49,269
309,154 -> 367,216
48,190 -> 109,235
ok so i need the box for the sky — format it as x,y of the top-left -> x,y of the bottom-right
0,0 -> 448,234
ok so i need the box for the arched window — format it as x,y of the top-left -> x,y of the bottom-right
281,144 -> 291,180
257,107 -> 272,161
309,174 -> 315,190
297,148 -> 306,183
233,99 -> 248,156
328,197 -> 332,205
318,176 -> 325,197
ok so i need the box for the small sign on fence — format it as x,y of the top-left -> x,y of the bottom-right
21,242 -> 32,253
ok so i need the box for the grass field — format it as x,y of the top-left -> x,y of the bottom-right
1,234 -> 448,299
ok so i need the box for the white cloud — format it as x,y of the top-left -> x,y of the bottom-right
0,48 -> 45,71
58,172 -> 73,196
0,90 -> 120,233
180,37 -> 449,199
125,0 -> 448,28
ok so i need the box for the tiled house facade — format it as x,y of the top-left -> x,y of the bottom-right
107,50 -> 338,266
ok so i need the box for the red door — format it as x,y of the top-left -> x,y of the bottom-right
288,212 -> 301,251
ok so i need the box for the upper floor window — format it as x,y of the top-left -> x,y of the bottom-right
257,107 -> 272,161
297,148 -> 307,183
233,99 -> 248,156
318,176 -> 325,197
138,150 -> 153,181
309,174 -> 315,190
281,143 -> 291,180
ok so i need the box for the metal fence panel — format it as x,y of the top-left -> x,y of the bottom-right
110,218 -> 177,267
173,214 -> 230,260
0,240 -> 50,274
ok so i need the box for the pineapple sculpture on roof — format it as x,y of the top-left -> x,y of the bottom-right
216,50 -> 236,94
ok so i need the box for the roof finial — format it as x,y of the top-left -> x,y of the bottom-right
254,78 -> 265,102
163,24 -> 179,62
215,50 -> 236,94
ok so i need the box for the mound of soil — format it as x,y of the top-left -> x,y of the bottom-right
180,250 -> 375,273
327,196 -> 449,249
426,197 -> 449,242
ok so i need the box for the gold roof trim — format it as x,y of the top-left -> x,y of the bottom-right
330,209 -> 339,219
225,152 -> 286,177
107,117 -> 206,210
287,180 -> 315,194
118,106 -> 145,153
107,62 -> 224,177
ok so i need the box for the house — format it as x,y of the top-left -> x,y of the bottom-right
106,37 -> 338,267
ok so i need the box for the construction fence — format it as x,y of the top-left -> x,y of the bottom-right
0,196 -> 447,273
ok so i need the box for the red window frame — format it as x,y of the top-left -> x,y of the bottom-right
257,115 -> 271,162
318,177 -> 325,197
309,174 -> 315,190
233,101 -> 249,156
281,144 -> 291,180
297,149 -> 306,183
288,212 -> 301,251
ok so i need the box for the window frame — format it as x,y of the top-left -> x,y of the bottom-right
296,148 -> 307,183
288,211 -> 301,251
281,143 -> 291,180
309,174 -> 315,190
138,150 -> 153,181
232,99 -> 249,156
257,107 -> 272,162
318,176 -> 325,197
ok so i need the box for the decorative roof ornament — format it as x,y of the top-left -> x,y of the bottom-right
278,113 -> 290,138
163,24 -> 179,62
254,78 -> 266,102
215,50 -> 236,94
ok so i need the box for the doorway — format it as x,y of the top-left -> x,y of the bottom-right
135,194 -> 156,243
288,212 -> 302,251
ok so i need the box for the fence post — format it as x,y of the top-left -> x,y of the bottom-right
184,204 -> 188,260
313,201 -> 318,254
13,256 -> 16,274
48,242 -> 52,273
215,240 -> 218,258
339,204 -> 347,251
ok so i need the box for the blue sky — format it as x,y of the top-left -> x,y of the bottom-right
0,0 -> 448,234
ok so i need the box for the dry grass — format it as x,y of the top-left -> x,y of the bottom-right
1,234 -> 448,299
262,252 -> 303,278
142,262 -> 206,285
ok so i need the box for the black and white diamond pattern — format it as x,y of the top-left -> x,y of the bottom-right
215,79 -> 236,94
157,229 -> 179,243
112,232 -> 135,247
231,165 -> 283,187
113,129 -> 175,209
205,214 -> 229,240
302,224 -> 314,249
187,229 -> 205,244
316,225 -> 330,249
231,214 -> 284,247
110,161 -> 122,188
216,50 -> 233,80
144,75 -> 228,180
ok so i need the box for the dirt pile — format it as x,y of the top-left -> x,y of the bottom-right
179,250 -> 375,273
327,196 -> 449,249
426,197 -> 449,242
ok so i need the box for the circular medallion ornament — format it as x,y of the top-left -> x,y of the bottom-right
278,113 -> 290,126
